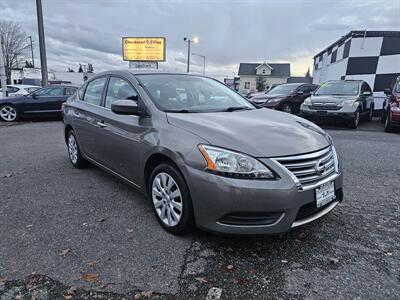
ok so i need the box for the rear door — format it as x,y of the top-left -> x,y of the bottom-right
71,77 -> 108,162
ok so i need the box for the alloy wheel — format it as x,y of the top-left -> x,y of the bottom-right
152,172 -> 183,227
0,106 -> 17,122
282,104 -> 291,114
68,134 -> 78,164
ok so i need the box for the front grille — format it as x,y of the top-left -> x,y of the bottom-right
273,146 -> 338,190
309,105 -> 340,111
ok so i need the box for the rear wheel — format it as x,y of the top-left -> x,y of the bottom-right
282,103 -> 292,114
67,130 -> 89,168
0,105 -> 18,122
348,109 -> 360,129
149,163 -> 194,235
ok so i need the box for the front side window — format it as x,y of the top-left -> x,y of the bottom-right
65,87 -> 77,96
137,75 -> 254,113
33,87 -> 63,96
25,87 -> 40,93
83,77 -> 107,106
105,77 -> 137,108
314,81 -> 360,96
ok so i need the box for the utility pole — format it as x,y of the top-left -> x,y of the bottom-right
0,37 -> 7,97
36,0 -> 48,86
184,37 -> 199,73
29,36 -> 35,68
192,53 -> 206,75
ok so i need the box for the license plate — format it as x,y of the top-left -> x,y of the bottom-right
315,181 -> 336,208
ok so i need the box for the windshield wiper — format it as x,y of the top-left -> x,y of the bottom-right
224,106 -> 252,112
164,109 -> 194,113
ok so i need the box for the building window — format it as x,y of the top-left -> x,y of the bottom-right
244,82 -> 250,89
262,69 -> 266,74
331,50 -> 337,64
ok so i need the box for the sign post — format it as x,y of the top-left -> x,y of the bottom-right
122,37 -> 165,70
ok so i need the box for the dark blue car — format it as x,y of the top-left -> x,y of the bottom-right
0,84 -> 78,122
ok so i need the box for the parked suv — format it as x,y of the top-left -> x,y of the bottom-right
250,83 -> 318,114
300,80 -> 374,129
63,71 -> 343,235
381,76 -> 400,132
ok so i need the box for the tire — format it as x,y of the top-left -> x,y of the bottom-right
66,130 -> 89,168
348,108 -> 360,129
380,110 -> 386,124
282,103 -> 292,114
0,105 -> 19,122
384,112 -> 394,133
148,163 -> 194,235
366,106 -> 373,122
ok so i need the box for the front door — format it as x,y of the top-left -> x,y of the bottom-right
93,76 -> 151,185
23,86 -> 65,114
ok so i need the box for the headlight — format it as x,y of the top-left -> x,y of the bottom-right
252,98 -> 267,104
303,97 -> 311,105
198,145 -> 275,179
340,99 -> 355,106
267,97 -> 284,103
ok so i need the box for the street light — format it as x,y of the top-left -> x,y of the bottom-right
191,52 -> 205,76
183,36 -> 199,73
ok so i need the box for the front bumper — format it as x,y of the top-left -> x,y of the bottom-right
185,162 -> 343,235
300,107 -> 356,121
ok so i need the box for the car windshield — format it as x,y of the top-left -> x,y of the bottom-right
136,74 -> 254,113
315,81 -> 359,96
267,84 -> 300,95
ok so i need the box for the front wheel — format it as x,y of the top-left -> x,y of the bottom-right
366,107 -> 373,122
0,105 -> 19,122
282,103 -> 292,114
384,113 -> 394,132
149,163 -> 194,235
348,109 -> 360,129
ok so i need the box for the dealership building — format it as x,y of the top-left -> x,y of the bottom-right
313,30 -> 400,110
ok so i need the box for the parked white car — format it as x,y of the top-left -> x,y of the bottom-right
6,84 -> 41,97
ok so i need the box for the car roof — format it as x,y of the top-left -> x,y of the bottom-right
7,84 -> 41,88
43,84 -> 80,88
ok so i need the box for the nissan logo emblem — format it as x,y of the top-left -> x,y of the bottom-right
315,160 -> 326,175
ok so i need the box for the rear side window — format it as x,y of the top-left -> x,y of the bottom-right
395,81 -> 400,93
47,87 -> 64,96
7,87 -> 19,93
83,78 -> 107,106
105,77 -> 137,108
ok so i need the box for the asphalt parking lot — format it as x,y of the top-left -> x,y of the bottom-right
0,119 -> 399,300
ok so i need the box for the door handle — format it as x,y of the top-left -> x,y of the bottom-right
73,112 -> 80,118
97,121 -> 107,128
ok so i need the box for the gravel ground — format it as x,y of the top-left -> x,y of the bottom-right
0,119 -> 399,299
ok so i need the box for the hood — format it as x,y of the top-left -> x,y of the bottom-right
310,94 -> 358,105
167,108 -> 330,158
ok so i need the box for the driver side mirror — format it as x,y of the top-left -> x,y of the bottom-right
384,88 -> 392,95
362,91 -> 372,96
111,100 -> 140,115
32,93 -> 37,99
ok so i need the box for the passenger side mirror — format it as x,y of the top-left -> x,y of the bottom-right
384,88 -> 392,95
111,100 -> 139,115
32,93 -> 37,99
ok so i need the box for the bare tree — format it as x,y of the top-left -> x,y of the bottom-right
0,21 -> 30,83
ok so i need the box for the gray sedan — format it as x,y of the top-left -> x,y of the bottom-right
63,71 -> 343,235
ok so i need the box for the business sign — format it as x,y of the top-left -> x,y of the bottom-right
122,37 -> 166,62
129,61 -> 158,69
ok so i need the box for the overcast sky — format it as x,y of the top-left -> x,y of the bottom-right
1,0 -> 399,79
